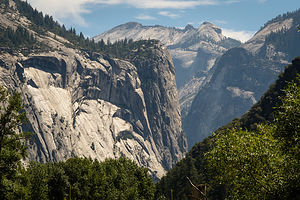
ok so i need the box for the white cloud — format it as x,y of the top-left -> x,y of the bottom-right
158,11 -> 180,19
135,14 -> 156,20
222,28 -> 255,43
27,0 -> 92,26
93,0 -> 218,9
26,0 -> 218,25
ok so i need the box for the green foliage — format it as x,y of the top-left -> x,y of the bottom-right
6,0 -> 155,58
0,86 -> 154,200
272,76 -> 300,198
0,86 -> 30,200
233,57 -> 300,131
155,137 -> 224,200
156,156 -> 200,200
206,125 -> 286,199
24,157 -> 155,200
206,75 -> 300,200
96,38 -> 160,60
274,76 -> 300,148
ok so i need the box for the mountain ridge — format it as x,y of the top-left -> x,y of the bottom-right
184,8 -> 300,147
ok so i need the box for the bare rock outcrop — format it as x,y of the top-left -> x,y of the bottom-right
0,43 -> 187,179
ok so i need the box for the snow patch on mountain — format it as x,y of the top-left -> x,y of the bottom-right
226,86 -> 257,104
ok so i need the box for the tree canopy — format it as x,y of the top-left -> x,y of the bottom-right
24,157 -> 155,200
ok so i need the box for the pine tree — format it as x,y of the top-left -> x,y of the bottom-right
0,86 -> 31,199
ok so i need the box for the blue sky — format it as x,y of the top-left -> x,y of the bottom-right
27,0 -> 300,42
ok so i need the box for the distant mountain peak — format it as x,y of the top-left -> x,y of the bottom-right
184,24 -> 195,31
202,21 -> 214,26
117,22 -> 142,29
192,22 -> 224,43
199,22 -> 222,34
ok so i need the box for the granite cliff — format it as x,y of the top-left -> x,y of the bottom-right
0,0 -> 187,179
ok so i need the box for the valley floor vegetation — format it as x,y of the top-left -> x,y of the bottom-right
0,86 -> 155,200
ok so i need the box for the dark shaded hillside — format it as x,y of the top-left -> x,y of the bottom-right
184,47 -> 286,147
238,57 -> 300,130
156,57 -> 300,200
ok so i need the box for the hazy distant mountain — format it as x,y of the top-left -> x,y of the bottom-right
184,9 -> 300,147
93,22 -> 241,118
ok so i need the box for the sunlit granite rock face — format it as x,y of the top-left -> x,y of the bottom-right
1,46 -> 187,179
0,1 -> 187,179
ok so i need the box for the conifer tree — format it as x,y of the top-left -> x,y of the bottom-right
0,87 -> 30,199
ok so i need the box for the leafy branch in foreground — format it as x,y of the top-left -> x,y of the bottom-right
206,125 -> 286,199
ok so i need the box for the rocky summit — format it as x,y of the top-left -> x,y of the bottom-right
0,0 -> 187,179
